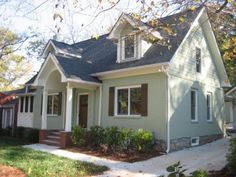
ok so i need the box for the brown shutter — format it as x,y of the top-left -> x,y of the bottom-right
109,87 -> 115,116
58,92 -> 62,116
141,84 -> 148,116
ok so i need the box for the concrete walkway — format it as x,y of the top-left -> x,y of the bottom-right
23,138 -> 229,177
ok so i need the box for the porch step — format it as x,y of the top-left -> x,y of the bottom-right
47,135 -> 60,140
50,132 -> 61,137
40,130 -> 61,147
42,139 -> 60,146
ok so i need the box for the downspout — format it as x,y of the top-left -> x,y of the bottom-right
165,71 -> 170,153
98,85 -> 102,126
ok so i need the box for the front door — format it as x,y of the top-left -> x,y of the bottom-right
78,95 -> 88,128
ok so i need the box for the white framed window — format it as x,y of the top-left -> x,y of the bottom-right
120,34 -> 138,62
191,89 -> 198,122
206,92 -> 212,122
47,93 -> 59,116
115,85 -> 142,116
19,96 -> 34,113
191,137 -> 199,146
196,47 -> 201,73
124,35 -> 135,59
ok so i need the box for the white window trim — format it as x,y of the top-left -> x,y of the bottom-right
191,89 -> 198,122
206,92 -> 213,122
2,109 -> 13,129
120,35 -> 138,62
114,85 -> 141,117
19,96 -> 33,114
47,93 -> 59,116
191,137 -> 199,146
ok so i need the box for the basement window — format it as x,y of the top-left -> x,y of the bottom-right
191,137 -> 199,146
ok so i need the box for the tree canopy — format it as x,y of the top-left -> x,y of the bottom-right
0,28 -> 33,91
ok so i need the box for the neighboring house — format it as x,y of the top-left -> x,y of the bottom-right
0,90 -> 20,135
19,7 -> 230,151
225,86 -> 236,131
16,75 -> 38,128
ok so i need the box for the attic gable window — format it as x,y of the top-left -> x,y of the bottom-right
124,35 -> 135,59
196,47 -> 201,73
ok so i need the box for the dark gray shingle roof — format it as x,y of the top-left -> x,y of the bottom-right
45,8 -> 202,83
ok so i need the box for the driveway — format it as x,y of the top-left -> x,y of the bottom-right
24,138 -> 229,177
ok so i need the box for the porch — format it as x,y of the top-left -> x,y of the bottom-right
34,59 -> 101,147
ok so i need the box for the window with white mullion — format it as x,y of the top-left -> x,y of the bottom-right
115,86 -> 141,116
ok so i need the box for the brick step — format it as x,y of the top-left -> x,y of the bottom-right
47,135 -> 60,140
50,131 -> 61,136
42,139 -> 60,146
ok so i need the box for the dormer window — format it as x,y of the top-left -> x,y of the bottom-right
124,35 -> 135,59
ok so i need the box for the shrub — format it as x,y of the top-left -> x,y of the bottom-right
16,126 -> 25,138
227,137 -> 236,175
0,127 -> 11,136
15,127 -> 39,143
90,126 -> 105,146
104,126 -> 120,149
119,128 -> 135,151
164,162 -> 209,177
133,129 -> 154,152
23,128 -> 39,143
71,125 -> 86,146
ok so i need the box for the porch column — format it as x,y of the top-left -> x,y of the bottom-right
41,89 -> 48,129
65,83 -> 73,132
233,101 -> 236,129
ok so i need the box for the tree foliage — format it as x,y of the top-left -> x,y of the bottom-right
0,27 -> 33,91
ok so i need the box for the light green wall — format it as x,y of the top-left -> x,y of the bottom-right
101,73 -> 167,140
169,76 -> 224,139
32,87 -> 43,129
168,20 -> 225,139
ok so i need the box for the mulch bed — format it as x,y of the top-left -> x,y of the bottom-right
65,146 -> 161,163
209,167 -> 236,177
0,164 -> 25,177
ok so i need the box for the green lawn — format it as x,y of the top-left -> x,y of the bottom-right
0,137 -> 108,177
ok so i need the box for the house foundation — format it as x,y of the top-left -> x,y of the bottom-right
156,134 -> 223,152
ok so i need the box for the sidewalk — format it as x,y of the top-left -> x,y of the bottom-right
23,138 -> 229,177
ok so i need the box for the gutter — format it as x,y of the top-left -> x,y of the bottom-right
98,85 -> 102,126
165,71 -> 170,153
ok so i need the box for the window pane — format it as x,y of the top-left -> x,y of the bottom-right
125,36 -> 134,59
130,87 -> 141,115
25,96 -> 29,113
196,47 -> 201,73
53,95 -> 59,115
207,94 -> 211,120
47,95 -> 52,114
20,97 -> 24,113
117,89 -> 128,115
30,96 -> 34,113
191,91 -> 196,120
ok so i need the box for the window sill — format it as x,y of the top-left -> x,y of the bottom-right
191,120 -> 199,123
207,120 -> 213,123
119,57 -> 139,63
113,115 -> 142,119
47,114 -> 59,117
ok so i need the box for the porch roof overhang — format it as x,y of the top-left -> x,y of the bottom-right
225,86 -> 236,101
33,53 -> 101,87
91,62 -> 169,80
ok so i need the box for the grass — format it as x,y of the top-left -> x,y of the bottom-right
0,136 -> 108,177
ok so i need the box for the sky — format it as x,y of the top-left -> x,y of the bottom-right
0,0 -> 145,86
